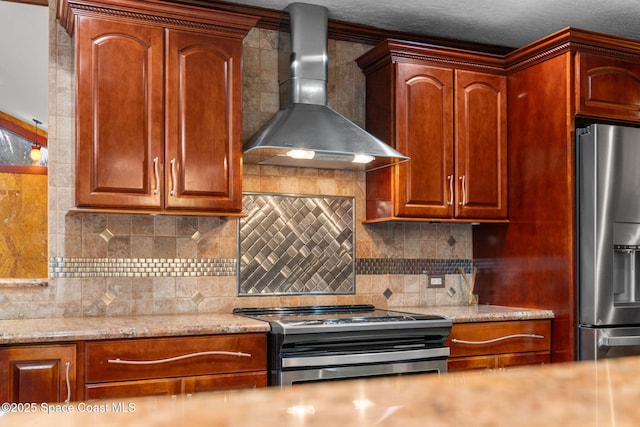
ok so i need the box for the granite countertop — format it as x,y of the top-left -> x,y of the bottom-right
396,305 -> 555,323
6,356 -> 637,426
0,313 -> 270,344
0,305 -> 553,345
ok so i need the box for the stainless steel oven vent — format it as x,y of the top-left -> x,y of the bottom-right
242,2 -> 409,171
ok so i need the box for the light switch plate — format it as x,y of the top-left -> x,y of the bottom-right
427,274 -> 445,288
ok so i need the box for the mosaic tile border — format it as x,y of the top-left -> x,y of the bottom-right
49,258 -> 236,278
48,257 -> 472,278
356,258 -> 473,275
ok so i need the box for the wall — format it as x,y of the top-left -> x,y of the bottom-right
0,4 -> 473,319
0,172 -> 47,278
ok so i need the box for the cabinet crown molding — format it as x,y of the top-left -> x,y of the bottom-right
505,27 -> 640,72
356,38 -> 505,75
57,0 -> 259,37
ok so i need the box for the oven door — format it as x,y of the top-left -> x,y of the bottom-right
276,347 -> 449,386
579,325 -> 640,360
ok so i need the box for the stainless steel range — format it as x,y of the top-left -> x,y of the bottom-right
233,305 -> 452,386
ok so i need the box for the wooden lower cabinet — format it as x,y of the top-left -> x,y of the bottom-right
83,334 -> 267,400
0,344 -> 77,404
86,378 -> 182,400
446,320 -> 551,372
86,372 -> 267,400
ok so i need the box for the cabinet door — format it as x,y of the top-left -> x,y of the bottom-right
448,354 -> 497,372
182,371 -> 267,395
165,29 -> 243,212
576,52 -> 640,121
75,16 -> 164,209
496,352 -> 550,370
0,345 -> 76,403
394,62 -> 454,218
85,378 -> 182,400
454,70 -> 507,219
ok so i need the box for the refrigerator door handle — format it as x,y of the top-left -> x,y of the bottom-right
599,336 -> 640,347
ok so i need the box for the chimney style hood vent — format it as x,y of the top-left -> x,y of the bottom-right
243,2 -> 409,172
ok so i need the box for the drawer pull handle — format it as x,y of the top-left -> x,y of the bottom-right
64,361 -> 71,404
152,156 -> 160,195
169,158 -> 177,196
451,334 -> 544,345
108,351 -> 251,365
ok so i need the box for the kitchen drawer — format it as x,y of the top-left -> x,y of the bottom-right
85,333 -> 266,383
446,320 -> 551,358
85,371 -> 267,400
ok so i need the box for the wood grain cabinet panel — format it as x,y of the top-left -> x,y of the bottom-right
445,320 -> 551,372
0,345 -> 76,404
395,63 -> 454,218
576,52 -> 640,121
357,41 -> 507,222
454,70 -> 507,219
83,334 -> 267,400
61,0 -> 257,215
164,29 -> 244,212
75,17 -> 164,209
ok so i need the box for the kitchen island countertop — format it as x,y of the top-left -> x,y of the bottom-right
0,305 -> 552,344
5,355 -> 637,426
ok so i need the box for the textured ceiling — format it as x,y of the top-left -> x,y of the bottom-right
223,0 -> 640,49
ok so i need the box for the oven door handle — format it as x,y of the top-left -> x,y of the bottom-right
599,336 -> 640,347
281,347 -> 449,368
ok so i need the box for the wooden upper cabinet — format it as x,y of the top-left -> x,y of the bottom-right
395,63 -> 454,218
454,70 -> 507,219
164,29 -> 242,211
59,0 -> 258,215
576,52 -> 640,121
358,40 -> 507,222
75,17 -> 164,209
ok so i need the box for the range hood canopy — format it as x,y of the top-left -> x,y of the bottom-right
243,2 -> 409,172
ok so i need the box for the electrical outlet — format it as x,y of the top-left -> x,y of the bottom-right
427,274 -> 445,288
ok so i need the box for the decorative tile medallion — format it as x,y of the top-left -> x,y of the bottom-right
238,193 -> 355,295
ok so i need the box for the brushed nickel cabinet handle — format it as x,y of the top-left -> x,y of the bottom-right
459,175 -> 467,206
64,361 -> 71,404
451,334 -> 545,345
447,175 -> 454,206
108,351 -> 251,365
169,158 -> 177,196
153,157 -> 160,195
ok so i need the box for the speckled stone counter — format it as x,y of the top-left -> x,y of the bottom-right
6,356 -> 638,426
0,305 -> 552,345
0,313 -> 269,344
397,304 -> 555,323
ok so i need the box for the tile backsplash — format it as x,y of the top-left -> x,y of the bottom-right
0,8 -> 473,319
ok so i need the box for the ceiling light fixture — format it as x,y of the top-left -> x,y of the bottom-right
30,118 -> 42,163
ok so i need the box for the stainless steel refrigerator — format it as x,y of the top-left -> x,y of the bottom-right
578,123 -> 640,360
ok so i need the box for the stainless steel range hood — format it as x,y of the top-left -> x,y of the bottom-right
243,2 -> 409,172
